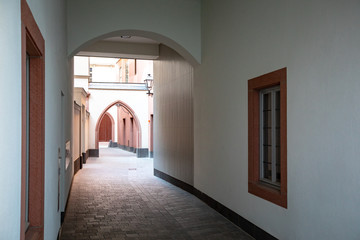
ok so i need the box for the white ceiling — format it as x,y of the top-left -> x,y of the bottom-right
77,36 -> 160,60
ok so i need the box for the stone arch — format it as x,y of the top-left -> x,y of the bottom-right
95,100 -> 141,150
69,29 -> 199,67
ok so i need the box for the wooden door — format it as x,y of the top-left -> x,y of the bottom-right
99,114 -> 112,142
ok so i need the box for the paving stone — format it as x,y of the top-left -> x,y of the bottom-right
60,148 -> 253,240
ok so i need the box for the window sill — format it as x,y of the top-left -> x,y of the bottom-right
249,181 -> 287,208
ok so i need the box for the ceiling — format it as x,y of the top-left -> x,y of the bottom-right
77,35 -> 160,60
103,36 -> 159,44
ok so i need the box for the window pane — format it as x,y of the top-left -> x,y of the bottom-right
263,111 -> 272,128
276,146 -> 281,183
275,90 -> 281,184
276,127 -> 281,183
263,146 -> 272,181
263,90 -> 272,185
263,128 -> 272,146
263,92 -> 271,110
276,91 -> 280,127
263,92 -> 272,127
262,92 -> 272,181
263,92 -> 272,142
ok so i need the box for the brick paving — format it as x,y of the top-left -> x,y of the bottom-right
60,147 -> 254,240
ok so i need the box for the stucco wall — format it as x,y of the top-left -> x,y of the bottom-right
194,1 -> 360,239
85,112 -> 89,152
73,106 -> 81,160
107,106 -> 118,142
154,45 -> 194,185
66,0 -> 201,65
26,0 -> 71,238
0,1 -> 22,238
0,0 -> 71,238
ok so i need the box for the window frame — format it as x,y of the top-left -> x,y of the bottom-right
248,67 -> 287,208
259,86 -> 281,187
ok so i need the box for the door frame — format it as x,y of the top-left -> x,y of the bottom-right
21,0 -> 45,239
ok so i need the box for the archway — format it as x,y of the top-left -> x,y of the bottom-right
69,29 -> 199,67
95,100 -> 142,150
98,112 -> 114,142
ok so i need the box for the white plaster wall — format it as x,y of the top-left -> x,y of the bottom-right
194,1 -> 360,239
88,90 -> 149,149
92,66 -> 117,82
0,1 -> 21,238
74,78 -> 89,91
66,0 -> 201,65
74,56 -> 89,76
26,0 -> 71,238
73,108 -> 81,160
135,60 -> 153,82
85,113 -> 89,151
64,57 -> 74,217
107,105 -> 118,142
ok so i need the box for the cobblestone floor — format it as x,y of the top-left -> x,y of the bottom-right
60,147 -> 254,240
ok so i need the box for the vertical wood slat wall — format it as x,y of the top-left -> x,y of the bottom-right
153,45 -> 194,185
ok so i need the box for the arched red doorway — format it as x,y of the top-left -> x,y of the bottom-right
95,100 -> 142,150
98,112 -> 114,142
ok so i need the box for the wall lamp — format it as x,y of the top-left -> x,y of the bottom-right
144,73 -> 154,96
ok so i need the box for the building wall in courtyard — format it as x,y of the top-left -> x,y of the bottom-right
88,90 -> 149,150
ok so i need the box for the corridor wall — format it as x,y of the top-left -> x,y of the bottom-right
24,0 -> 72,239
0,1 -> 22,239
0,0 -> 72,239
194,0 -> 360,239
154,45 -> 194,185
85,111 -> 90,155
73,103 -> 81,174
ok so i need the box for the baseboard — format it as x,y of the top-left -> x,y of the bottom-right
117,145 -> 138,154
82,152 -> 86,164
59,170 -> 75,239
154,168 -> 195,194
109,141 -> 118,148
149,151 -> 154,158
74,157 -> 81,175
89,149 -> 99,157
136,148 -> 149,158
153,168 -> 277,240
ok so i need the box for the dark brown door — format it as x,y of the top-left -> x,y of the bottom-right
99,114 -> 112,142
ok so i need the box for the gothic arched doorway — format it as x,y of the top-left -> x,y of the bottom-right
95,100 -> 142,150
98,112 -> 114,142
